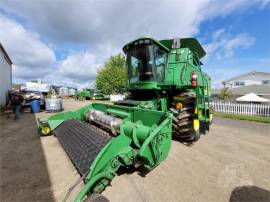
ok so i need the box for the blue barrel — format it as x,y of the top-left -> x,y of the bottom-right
30,100 -> 40,113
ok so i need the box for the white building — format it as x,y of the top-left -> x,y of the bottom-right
0,43 -> 12,108
59,87 -> 69,97
23,81 -> 52,93
68,88 -> 76,96
223,71 -> 270,89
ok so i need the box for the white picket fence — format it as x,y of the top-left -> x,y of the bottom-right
210,101 -> 270,117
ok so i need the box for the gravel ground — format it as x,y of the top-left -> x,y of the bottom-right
1,99 -> 270,202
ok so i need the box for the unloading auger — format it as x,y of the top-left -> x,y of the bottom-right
38,37 -> 212,201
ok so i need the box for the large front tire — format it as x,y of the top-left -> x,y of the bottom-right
173,109 -> 200,142
171,93 -> 200,142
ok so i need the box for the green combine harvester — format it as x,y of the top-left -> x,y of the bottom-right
75,89 -> 110,101
75,89 -> 94,100
92,91 -> 110,101
39,37 -> 211,201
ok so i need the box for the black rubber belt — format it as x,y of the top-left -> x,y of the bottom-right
54,119 -> 111,175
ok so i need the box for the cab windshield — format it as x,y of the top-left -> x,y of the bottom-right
126,44 -> 166,83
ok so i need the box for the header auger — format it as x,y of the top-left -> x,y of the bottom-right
38,37 -> 212,201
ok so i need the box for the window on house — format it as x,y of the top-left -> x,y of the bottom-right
262,80 -> 270,85
234,81 -> 245,86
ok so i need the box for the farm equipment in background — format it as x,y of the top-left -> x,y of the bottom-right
38,37 -> 211,201
92,92 -> 110,101
75,89 -> 110,101
75,89 -> 94,101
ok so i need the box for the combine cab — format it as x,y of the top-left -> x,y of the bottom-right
39,37 -> 211,201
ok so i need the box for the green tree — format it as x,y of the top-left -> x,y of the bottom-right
219,87 -> 231,100
95,54 -> 127,94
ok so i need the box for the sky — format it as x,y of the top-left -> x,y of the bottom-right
0,0 -> 269,89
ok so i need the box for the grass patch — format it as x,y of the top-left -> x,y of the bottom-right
214,112 -> 270,124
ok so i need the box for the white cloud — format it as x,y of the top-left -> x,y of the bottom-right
0,0 -> 268,88
58,51 -> 101,80
0,13 -> 99,88
223,34 -> 255,57
37,52 -> 101,88
0,14 -> 56,66
0,0 -> 211,47
42,73 -> 95,89
199,0 -> 270,20
2,0 -> 268,49
205,29 -> 255,59
12,65 -> 52,79
0,13 -> 56,79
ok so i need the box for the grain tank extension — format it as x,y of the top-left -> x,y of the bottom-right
38,37 -> 211,201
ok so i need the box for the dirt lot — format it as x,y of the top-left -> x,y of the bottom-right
1,99 -> 270,202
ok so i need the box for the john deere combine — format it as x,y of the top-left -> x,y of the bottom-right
75,89 -> 94,100
39,37 -> 211,201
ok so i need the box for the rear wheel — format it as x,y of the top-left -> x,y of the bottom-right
173,109 -> 200,142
